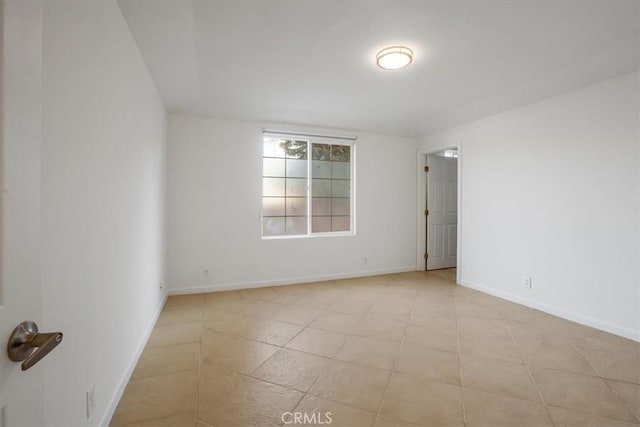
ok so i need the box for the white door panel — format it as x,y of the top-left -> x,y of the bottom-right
426,155 -> 457,270
0,1 -> 46,425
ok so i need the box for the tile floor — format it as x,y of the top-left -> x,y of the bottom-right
111,270 -> 640,427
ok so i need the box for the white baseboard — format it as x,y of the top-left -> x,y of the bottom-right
99,293 -> 168,427
168,266 -> 418,296
459,279 -> 640,343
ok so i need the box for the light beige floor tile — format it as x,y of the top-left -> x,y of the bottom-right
114,411 -> 196,427
375,293 -> 416,308
132,343 -> 199,379
156,305 -> 204,327
531,366 -> 637,422
457,317 -> 508,336
251,348 -> 330,392
285,327 -> 348,357
576,332 -> 640,355
112,371 -> 197,425
336,336 -> 400,370
343,289 -> 380,304
394,343 -> 460,385
310,312 -> 361,334
606,380 -> 640,420
379,373 -> 463,426
309,360 -> 390,412
203,310 -> 255,336
201,329 -> 279,374
238,299 -> 286,318
166,294 -> 205,307
114,270 -> 637,427
429,268 -> 457,282
463,388 -> 553,427
527,315 -> 599,340
203,292 -> 246,312
146,322 -> 201,348
367,302 -> 412,322
460,353 -> 540,401
236,316 -> 304,346
271,305 -> 323,325
579,347 -> 640,384
509,323 -> 597,375
295,293 -> 337,310
404,323 -> 459,352
547,405 -> 640,427
495,301 -> 547,323
198,364 -> 303,427
327,299 -> 373,317
455,300 -> 502,320
459,330 -> 522,363
293,394 -> 376,427
350,317 -> 407,342
408,306 -> 457,328
455,290 -> 499,307
241,286 -> 280,302
203,290 -> 243,302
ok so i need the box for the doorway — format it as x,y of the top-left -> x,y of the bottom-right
424,149 -> 458,271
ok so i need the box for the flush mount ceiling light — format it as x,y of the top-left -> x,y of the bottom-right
376,46 -> 413,70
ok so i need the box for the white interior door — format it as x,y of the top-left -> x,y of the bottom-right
426,154 -> 457,270
0,1 -> 47,425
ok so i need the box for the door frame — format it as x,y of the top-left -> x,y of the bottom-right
416,144 -> 462,282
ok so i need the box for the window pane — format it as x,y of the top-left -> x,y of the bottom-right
263,158 -> 285,177
263,197 -> 285,216
286,197 -> 306,216
312,143 -> 330,160
332,180 -> 350,198
312,160 -> 331,179
332,216 -> 350,232
312,217 -> 331,233
331,145 -> 350,162
286,217 -> 307,235
286,159 -> 307,178
312,179 -> 331,197
263,138 -> 286,158
332,198 -> 350,216
263,217 -> 285,236
284,140 -> 308,159
312,198 -> 331,216
331,161 -> 350,179
263,178 -> 285,197
286,178 -> 307,197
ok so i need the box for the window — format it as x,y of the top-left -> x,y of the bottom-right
262,135 -> 354,238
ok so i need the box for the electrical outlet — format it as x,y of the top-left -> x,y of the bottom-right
203,268 -> 209,278
86,384 -> 96,419
363,257 -> 368,265
523,277 -> 532,289
159,282 -> 164,291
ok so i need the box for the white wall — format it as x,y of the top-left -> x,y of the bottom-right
420,72 -> 640,341
41,1 -> 167,425
167,115 -> 417,293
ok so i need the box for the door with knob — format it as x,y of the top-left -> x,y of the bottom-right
0,1 -> 49,425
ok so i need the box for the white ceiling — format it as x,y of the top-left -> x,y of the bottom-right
118,0 -> 639,137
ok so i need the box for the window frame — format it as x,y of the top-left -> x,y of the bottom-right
261,134 -> 356,239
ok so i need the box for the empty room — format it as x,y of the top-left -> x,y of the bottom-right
1,0 -> 638,426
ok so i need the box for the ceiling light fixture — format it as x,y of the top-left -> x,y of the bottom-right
376,46 -> 413,70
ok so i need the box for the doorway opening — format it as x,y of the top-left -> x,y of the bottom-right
419,148 -> 459,273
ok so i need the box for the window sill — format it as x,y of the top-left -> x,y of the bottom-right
262,231 -> 355,240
